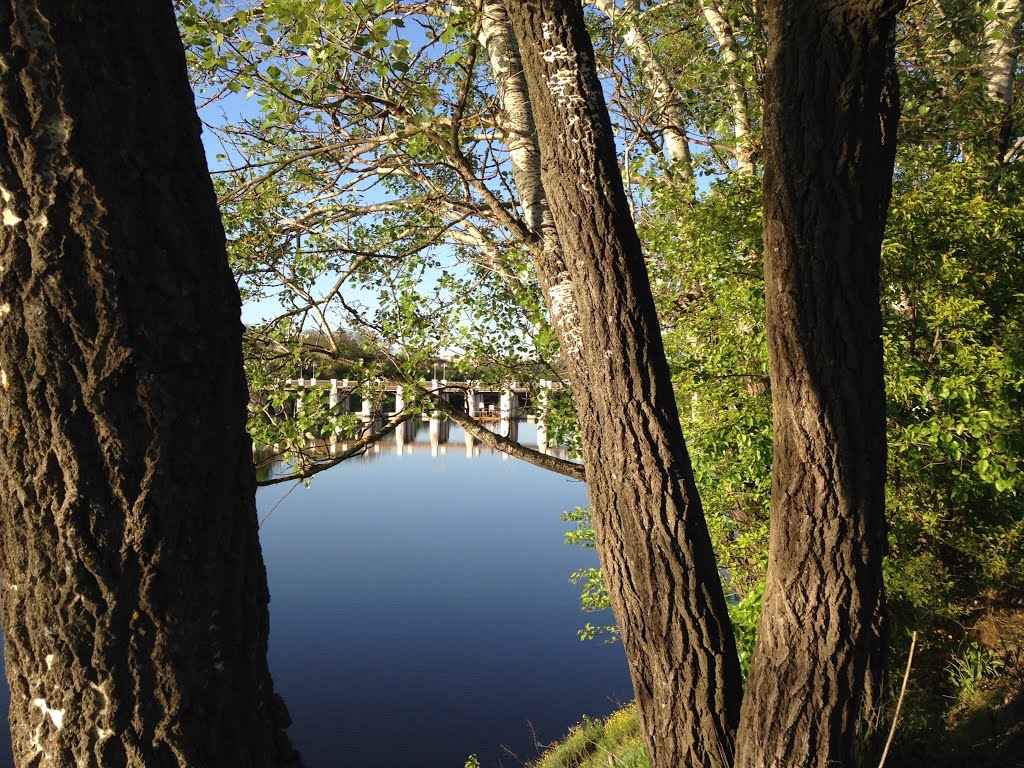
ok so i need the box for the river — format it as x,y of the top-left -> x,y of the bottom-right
0,419 -> 633,766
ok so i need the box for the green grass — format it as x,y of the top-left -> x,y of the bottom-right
531,706 -> 649,768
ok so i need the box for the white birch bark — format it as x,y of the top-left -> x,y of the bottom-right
982,0 -> 1022,158
479,1 -> 548,238
478,0 -> 585,365
700,0 -> 756,174
984,0 -> 1021,106
589,0 -> 695,184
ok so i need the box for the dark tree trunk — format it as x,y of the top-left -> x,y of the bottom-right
0,2 -> 298,766
734,2 -> 902,766
504,3 -> 742,767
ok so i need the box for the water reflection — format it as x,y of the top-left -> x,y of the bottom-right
0,420 -> 628,768
256,416 -> 574,480
256,418 -> 630,767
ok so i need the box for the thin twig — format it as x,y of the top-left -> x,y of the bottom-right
256,410 -> 417,487
877,631 -> 918,768
258,480 -> 302,528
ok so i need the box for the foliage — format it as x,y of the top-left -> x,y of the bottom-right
644,173 -> 771,601
532,706 -> 647,768
883,157 -> 1024,634
176,0 -> 1024,756
946,640 -> 1017,696
561,507 -> 618,642
896,0 -> 1024,159
728,579 -> 764,680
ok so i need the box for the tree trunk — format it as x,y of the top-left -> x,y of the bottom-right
589,0 -> 696,185
480,0 -> 552,238
699,0 -> 756,175
503,3 -> 742,767
0,3 -> 297,766
478,0 -> 590,391
734,2 -> 902,766
982,0 -> 1021,160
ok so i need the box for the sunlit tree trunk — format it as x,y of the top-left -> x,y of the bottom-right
734,1 -> 902,766
699,0 -> 756,175
478,0 -> 589,390
0,2 -> 297,765
480,1 -> 550,238
589,0 -> 696,185
504,3 -> 742,767
982,0 -> 1021,160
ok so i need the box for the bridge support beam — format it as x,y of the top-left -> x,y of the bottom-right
430,379 -> 450,417
467,388 -> 484,418
500,388 -> 518,421
536,379 -> 552,454
429,416 -> 449,457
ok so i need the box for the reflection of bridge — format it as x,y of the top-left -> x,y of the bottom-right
327,415 -> 570,460
279,378 -> 561,455
254,416 -> 572,482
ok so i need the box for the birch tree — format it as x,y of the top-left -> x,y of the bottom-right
588,0 -> 696,181
982,0 -> 1022,158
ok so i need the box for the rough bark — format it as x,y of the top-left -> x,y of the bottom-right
589,0 -> 697,184
504,3 -> 742,767
0,2 -> 297,766
733,2 -> 902,766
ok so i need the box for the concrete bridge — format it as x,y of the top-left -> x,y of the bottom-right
281,377 -> 558,421
274,377 -> 562,456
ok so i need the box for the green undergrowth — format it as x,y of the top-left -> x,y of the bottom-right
887,603 -> 1024,767
529,706 -> 648,768
513,605 -> 1024,768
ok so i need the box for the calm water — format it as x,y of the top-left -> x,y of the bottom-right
0,420 -> 633,766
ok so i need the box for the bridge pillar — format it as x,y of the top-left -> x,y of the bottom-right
430,378 -> 449,417
500,389 -> 518,420
536,379 -> 552,453
395,416 -> 412,455
429,416 -> 448,457
395,385 -> 405,414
